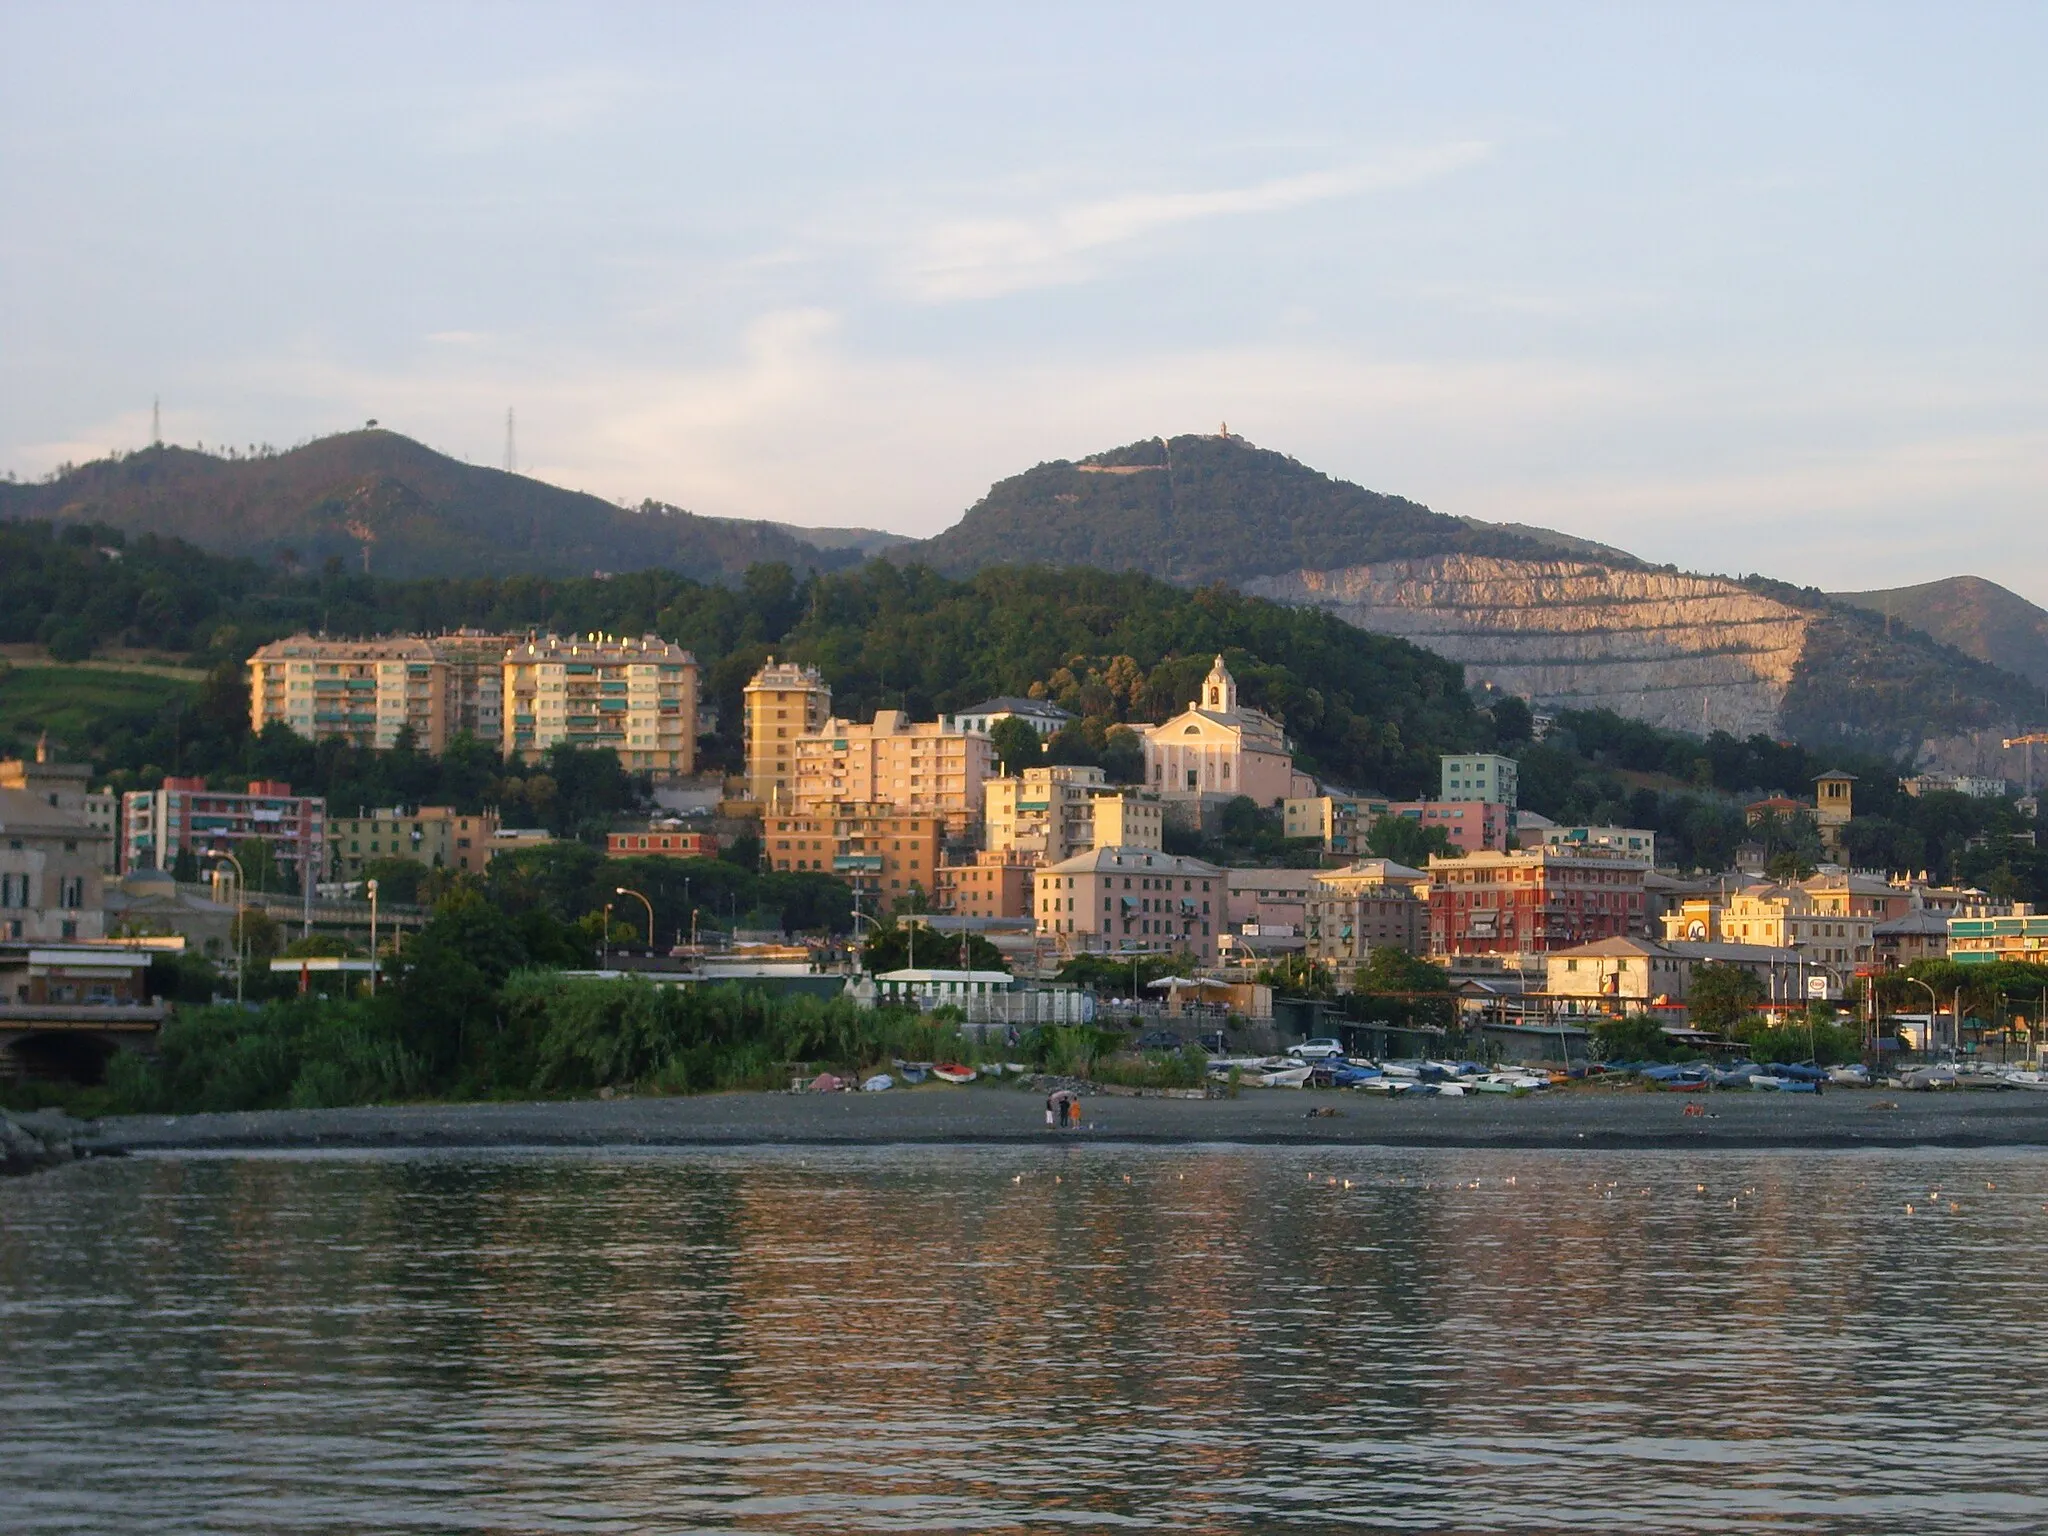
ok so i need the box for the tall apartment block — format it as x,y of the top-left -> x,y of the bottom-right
743,658 -> 832,809
791,709 -> 993,831
247,631 -> 524,754
503,634 -> 699,774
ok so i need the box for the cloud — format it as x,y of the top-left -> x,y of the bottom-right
897,142 -> 1494,301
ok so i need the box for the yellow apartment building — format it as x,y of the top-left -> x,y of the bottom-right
743,659 -> 832,809
983,765 -> 1163,866
765,801 -> 942,907
503,634 -> 699,774
328,806 -> 501,879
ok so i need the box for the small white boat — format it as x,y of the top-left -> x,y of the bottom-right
1355,1077 -> 1412,1094
1380,1060 -> 1423,1079
931,1063 -> 978,1085
1259,1065 -> 1314,1088
1436,1082 -> 1467,1097
860,1073 -> 895,1092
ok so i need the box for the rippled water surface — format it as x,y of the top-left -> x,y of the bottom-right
6,1146 -> 2048,1533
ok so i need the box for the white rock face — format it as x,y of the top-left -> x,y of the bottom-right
1242,555 -> 1813,737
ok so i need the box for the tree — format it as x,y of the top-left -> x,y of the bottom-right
1366,814 -> 1458,867
1490,696 -> 1534,745
860,916 -> 1007,974
1348,947 -> 1454,1030
987,716 -> 1045,776
1688,962 -> 1767,1032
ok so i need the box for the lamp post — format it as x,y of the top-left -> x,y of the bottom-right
366,878 -> 380,996
603,901 -> 614,971
213,852 -> 247,1007
616,887 -> 654,952
1904,975 -> 1937,1058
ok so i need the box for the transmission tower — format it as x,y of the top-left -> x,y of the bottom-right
152,397 -> 161,447
504,407 -> 517,474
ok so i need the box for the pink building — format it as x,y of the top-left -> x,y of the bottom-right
1387,800 -> 1511,854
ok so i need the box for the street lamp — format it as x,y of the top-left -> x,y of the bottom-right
616,887 -> 654,951
1903,975 -> 1937,1058
213,852 -> 247,1006
602,901 -> 614,971
366,878 -> 380,996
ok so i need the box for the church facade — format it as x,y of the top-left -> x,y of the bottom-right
1140,657 -> 1311,807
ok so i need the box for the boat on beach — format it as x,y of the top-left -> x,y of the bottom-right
931,1063 -> 978,1084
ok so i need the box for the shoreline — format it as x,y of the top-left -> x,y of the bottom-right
73,1084 -> 2048,1156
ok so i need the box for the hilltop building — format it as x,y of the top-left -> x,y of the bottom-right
743,659 -> 831,809
503,634 -> 699,774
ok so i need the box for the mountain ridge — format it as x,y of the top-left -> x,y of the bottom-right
1831,575 -> 2048,690
0,431 -> 866,584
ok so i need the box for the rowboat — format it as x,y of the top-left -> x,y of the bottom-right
931,1063 -> 978,1084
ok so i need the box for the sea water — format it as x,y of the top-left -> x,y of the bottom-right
4,1145 -> 2046,1533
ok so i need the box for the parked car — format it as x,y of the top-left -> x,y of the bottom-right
1197,1031 -> 1230,1054
1287,1037 -> 1346,1061
1135,1029 -> 1185,1053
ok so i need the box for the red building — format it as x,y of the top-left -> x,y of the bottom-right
606,828 -> 722,859
1428,848 -> 1648,956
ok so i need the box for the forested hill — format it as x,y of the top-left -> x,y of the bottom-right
0,432 -> 875,583
911,432 -> 1560,582
0,518 -> 1491,800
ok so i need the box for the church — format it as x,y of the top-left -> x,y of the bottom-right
1140,656 -> 1314,807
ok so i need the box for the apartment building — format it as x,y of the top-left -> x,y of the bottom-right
1389,799 -> 1512,854
504,634 -> 700,774
1033,847 -> 1225,955
1,742 -> 119,874
792,710 -> 993,831
1282,794 -> 1390,855
1523,821 -> 1657,866
952,696 -> 1074,739
1949,906 -> 2048,964
0,788 -> 111,941
121,778 -> 325,888
983,765 -> 1163,865
328,806 -> 500,879
765,802 -> 942,906
1428,846 -> 1648,956
606,827 -> 722,860
935,851 -> 1034,920
743,658 -> 832,809
248,631 -> 526,754
1303,885 -> 1429,965
1441,753 -> 1519,810
1226,868 -> 1319,935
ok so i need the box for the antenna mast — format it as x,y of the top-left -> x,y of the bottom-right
504,408 -> 517,474
152,397 -> 161,448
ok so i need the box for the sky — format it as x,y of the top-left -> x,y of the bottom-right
3,4 -> 2045,600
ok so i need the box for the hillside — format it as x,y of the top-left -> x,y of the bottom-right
0,432 -> 860,584
914,432 -> 1550,582
1832,576 -> 2048,689
908,430 -> 2045,756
